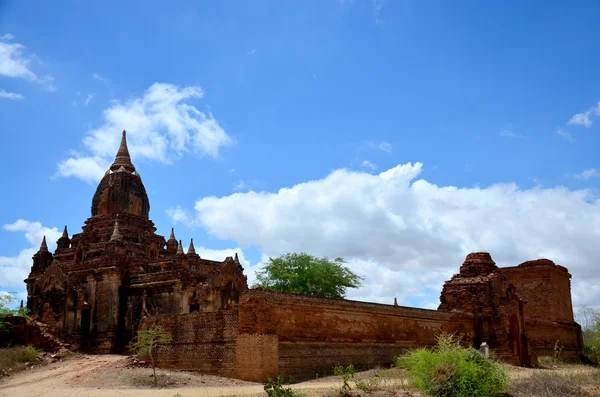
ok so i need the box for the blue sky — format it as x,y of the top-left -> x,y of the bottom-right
1,1 -> 599,311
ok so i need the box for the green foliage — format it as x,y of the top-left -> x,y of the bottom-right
396,333 -> 508,397
264,376 -> 302,397
128,325 -> 172,387
0,294 -> 16,333
333,364 -> 355,396
579,307 -> 600,366
254,253 -> 363,298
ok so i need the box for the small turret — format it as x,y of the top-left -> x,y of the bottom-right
166,228 -> 178,253
39,236 -> 48,252
56,225 -> 71,250
31,236 -> 53,274
234,252 -> 239,263
187,238 -> 197,255
176,239 -> 184,255
110,218 -> 123,242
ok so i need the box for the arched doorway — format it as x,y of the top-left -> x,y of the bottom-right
509,314 -> 523,364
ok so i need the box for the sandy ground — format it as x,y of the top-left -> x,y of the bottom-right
0,354 -> 350,397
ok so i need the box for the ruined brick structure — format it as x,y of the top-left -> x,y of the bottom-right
24,130 -> 583,380
25,131 -> 248,353
140,252 -> 582,381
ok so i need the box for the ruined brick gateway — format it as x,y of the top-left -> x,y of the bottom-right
26,131 -> 583,381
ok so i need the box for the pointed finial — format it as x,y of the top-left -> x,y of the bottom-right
169,228 -> 176,241
110,129 -> 135,172
177,239 -> 184,254
393,297 -> 398,307
19,300 -> 23,309
39,236 -> 48,252
61,225 -> 69,238
234,252 -> 239,263
187,238 -> 196,255
110,218 -> 123,242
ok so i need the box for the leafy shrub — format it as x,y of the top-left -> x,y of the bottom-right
396,333 -> 507,397
333,364 -> 355,396
264,376 -> 303,397
583,342 -> 600,366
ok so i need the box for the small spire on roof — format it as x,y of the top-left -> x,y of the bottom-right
61,225 -> 69,239
234,253 -> 239,263
110,130 -> 135,173
168,228 -> 176,241
187,238 -> 196,255
110,218 -> 123,242
39,236 -> 48,252
177,239 -> 184,255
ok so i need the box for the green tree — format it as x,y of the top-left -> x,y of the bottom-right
0,294 -> 17,332
128,325 -> 172,386
254,253 -> 363,298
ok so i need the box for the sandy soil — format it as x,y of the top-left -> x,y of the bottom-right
0,354 -> 349,397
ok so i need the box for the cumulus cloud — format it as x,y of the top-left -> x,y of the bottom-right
0,89 -> 24,100
56,83 -> 234,183
0,220 -> 61,289
0,34 -> 55,91
568,102 -> 600,128
168,162 -> 600,308
574,168 -> 598,181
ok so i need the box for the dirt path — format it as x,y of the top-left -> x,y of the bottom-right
0,354 -> 344,397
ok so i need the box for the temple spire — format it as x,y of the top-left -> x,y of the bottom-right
177,239 -> 184,255
39,236 -> 48,252
187,238 -> 196,255
110,130 -> 135,172
234,252 -> 239,263
61,225 -> 69,238
168,228 -> 176,241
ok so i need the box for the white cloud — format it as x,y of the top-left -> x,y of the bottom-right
0,90 -> 24,100
56,83 -> 234,183
84,93 -> 95,106
165,206 -> 195,228
0,220 -> 62,289
370,141 -> 392,152
556,129 -> 574,142
0,34 -> 55,91
169,162 -> 600,308
373,0 -> 385,24
361,160 -> 376,170
574,168 -> 598,181
91,73 -> 110,86
568,102 -> 600,128
500,129 -> 523,138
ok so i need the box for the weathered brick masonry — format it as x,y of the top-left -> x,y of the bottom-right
140,311 -> 239,377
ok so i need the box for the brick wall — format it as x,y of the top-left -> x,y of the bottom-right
139,310 -> 238,377
236,289 -> 475,381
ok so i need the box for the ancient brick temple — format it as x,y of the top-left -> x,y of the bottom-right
25,131 -> 248,352
24,130 -> 583,380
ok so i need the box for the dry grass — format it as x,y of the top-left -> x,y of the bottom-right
505,364 -> 600,397
0,346 -> 42,377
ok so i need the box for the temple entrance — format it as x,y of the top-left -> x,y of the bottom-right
80,307 -> 91,350
509,314 -> 523,364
